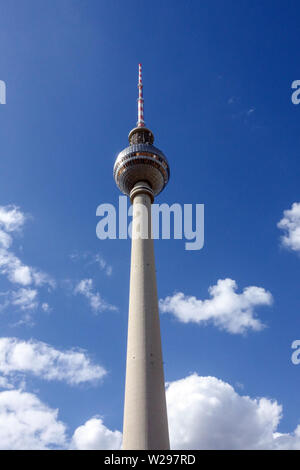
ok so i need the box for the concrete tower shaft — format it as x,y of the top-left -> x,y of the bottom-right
122,182 -> 170,449
114,65 -> 170,450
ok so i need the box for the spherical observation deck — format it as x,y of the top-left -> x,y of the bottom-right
113,127 -> 170,198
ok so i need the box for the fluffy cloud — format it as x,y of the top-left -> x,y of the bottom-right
11,288 -> 38,311
0,205 -> 54,317
0,338 -> 106,385
70,374 -> 300,450
166,374 -> 300,450
0,230 -> 12,249
159,278 -> 273,334
71,418 -> 122,450
0,248 -> 54,289
278,202 -> 300,253
74,279 -> 117,313
0,205 -> 26,233
2,372 -> 299,450
0,389 -> 66,449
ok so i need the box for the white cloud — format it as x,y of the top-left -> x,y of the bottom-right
74,279 -> 117,313
166,374 -> 300,450
0,375 -> 13,389
0,230 -> 12,249
11,288 -> 38,311
12,265 -> 32,285
0,205 -> 26,233
159,278 -> 273,334
0,389 -> 66,449
41,302 -> 51,313
32,271 -> 56,289
278,202 -> 300,253
0,205 -> 55,317
71,417 -> 122,450
105,266 -> 112,277
0,374 -> 299,450
0,249 -> 31,285
92,254 -> 113,277
70,374 -> 300,450
0,338 -> 106,385
0,249 -> 54,289
0,391 -> 120,450
70,251 -> 113,277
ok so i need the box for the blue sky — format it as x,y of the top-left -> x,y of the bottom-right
0,0 -> 300,449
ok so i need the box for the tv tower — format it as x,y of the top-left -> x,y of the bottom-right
113,64 -> 170,450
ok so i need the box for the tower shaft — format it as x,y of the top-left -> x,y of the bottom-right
122,182 -> 170,450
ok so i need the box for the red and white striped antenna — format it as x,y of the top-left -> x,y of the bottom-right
137,63 -> 145,127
